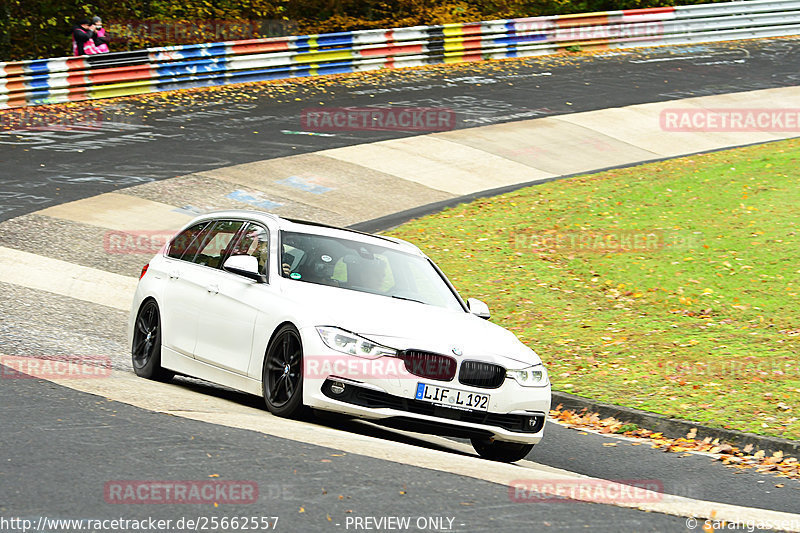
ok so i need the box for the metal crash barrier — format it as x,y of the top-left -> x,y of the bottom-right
2,0 -> 800,109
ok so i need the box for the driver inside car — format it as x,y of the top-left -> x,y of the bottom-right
348,256 -> 388,293
303,255 -> 338,286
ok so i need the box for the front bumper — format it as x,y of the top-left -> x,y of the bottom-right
300,327 -> 551,444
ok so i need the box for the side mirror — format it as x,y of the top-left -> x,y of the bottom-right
223,255 -> 265,283
467,298 -> 490,320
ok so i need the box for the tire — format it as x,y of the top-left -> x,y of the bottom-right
262,324 -> 305,417
131,299 -> 174,381
470,437 -> 534,462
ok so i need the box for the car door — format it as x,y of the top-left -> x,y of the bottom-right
163,219 -> 245,358
193,222 -> 272,375
160,220 -> 213,357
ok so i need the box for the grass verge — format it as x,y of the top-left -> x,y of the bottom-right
385,138 -> 800,440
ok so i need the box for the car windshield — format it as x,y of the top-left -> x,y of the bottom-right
280,230 -> 465,312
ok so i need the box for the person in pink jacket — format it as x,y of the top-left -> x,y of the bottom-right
71,16 -> 109,55
72,18 -> 99,55
92,16 -> 110,53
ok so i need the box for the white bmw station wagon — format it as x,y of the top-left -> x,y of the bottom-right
129,210 -> 551,462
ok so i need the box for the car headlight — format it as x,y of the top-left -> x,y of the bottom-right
506,365 -> 549,387
316,326 -> 397,359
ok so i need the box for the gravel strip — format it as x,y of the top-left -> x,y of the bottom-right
0,281 -> 130,371
0,214 -> 148,278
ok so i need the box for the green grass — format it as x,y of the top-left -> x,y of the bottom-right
386,138 -> 800,440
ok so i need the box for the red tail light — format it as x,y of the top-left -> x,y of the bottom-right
140,263 -> 149,280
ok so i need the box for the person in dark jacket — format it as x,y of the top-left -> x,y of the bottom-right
72,18 -> 100,55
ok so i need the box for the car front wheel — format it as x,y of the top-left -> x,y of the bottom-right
263,325 -> 304,417
471,437 -> 534,462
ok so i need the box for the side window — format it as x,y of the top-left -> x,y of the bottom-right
166,222 -> 209,260
187,220 -> 245,269
228,223 -> 270,275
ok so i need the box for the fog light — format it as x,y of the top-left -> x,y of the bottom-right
526,417 -> 539,430
330,381 -> 346,395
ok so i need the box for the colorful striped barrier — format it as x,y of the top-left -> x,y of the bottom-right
2,0 -> 800,109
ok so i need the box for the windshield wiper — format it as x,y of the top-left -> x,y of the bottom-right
391,295 -> 425,304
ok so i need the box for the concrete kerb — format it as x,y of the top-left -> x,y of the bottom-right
348,135 -> 800,233
551,391 -> 800,459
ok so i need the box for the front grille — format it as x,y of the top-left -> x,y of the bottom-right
459,360 -> 506,389
322,380 -> 546,434
399,350 -> 456,381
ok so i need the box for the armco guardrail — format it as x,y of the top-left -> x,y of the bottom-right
2,0 -> 800,109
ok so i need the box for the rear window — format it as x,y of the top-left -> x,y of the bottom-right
188,220 -> 246,268
166,222 -> 209,260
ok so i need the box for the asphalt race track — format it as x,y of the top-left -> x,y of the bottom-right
2,38 -> 800,222
3,374 -> 695,532
2,38 -> 800,532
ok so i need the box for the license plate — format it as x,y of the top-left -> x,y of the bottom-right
415,382 -> 490,411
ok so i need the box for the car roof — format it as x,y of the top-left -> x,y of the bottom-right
186,209 -> 422,255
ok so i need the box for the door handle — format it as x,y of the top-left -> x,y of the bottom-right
169,269 -> 181,279
206,283 -> 219,294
